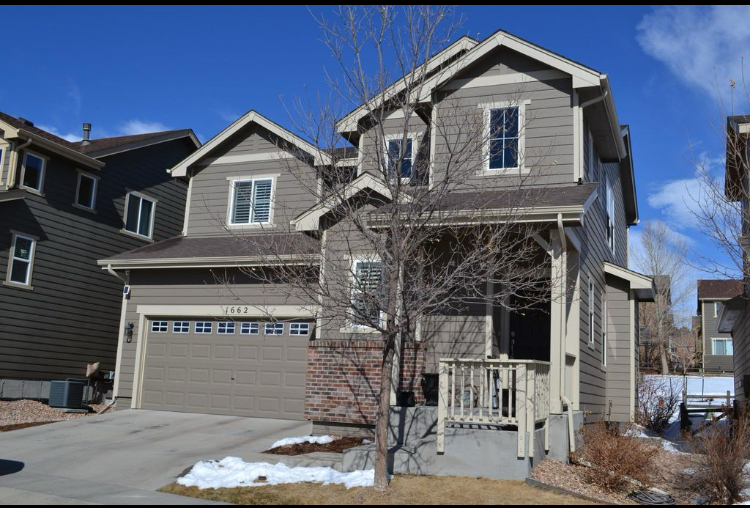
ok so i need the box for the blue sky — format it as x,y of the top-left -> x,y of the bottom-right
3,5 -> 749,313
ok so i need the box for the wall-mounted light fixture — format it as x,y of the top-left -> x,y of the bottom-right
124,322 -> 134,343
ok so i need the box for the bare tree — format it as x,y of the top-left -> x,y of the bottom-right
211,6 -> 563,489
670,321 -> 700,375
632,221 -> 692,375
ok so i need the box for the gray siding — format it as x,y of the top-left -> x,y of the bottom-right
187,125 -> 317,238
0,138 -> 194,381
605,274 -> 634,423
702,300 -> 735,373
572,121 -> 630,419
733,299 -> 750,401
115,268 -> 312,402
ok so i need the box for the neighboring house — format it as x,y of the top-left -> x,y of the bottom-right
0,113 -> 199,398
719,116 -> 750,401
698,279 -> 742,375
638,275 -> 673,373
99,30 -> 652,478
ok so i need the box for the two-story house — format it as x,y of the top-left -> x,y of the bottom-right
99,30 -> 653,479
697,279 -> 742,375
0,113 -> 199,399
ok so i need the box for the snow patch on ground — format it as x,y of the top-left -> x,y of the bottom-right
269,435 -> 335,449
178,457 -> 375,490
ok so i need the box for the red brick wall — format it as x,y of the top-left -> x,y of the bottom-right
305,339 -> 425,426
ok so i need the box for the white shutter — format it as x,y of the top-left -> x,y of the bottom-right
232,181 -> 253,224
251,179 -> 273,223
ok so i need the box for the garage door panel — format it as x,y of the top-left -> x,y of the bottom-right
141,318 -> 309,420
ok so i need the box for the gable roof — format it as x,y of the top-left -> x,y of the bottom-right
170,110 -> 332,178
603,262 -> 655,301
74,130 -> 200,157
335,35 -> 479,134
0,111 -> 198,168
697,279 -> 743,301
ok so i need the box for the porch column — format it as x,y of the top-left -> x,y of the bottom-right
549,231 -> 566,414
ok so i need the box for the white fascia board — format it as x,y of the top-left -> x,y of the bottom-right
603,262 -> 655,295
98,254 -> 320,270
170,110 -> 331,177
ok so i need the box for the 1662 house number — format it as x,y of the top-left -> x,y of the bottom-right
224,306 -> 250,315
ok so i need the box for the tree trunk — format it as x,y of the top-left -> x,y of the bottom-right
660,343 -> 670,375
374,343 -> 395,491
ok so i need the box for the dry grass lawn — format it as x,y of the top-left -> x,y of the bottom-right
160,475 -> 598,505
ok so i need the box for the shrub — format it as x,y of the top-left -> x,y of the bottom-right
572,422 -> 660,492
637,377 -> 681,434
686,415 -> 750,504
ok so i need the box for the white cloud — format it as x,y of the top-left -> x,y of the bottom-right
637,6 -> 750,97
218,111 -> 241,123
37,124 -> 82,143
119,120 -> 169,136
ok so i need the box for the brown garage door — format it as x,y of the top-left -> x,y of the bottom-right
140,318 -> 309,420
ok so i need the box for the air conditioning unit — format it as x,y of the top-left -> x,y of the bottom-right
48,380 -> 85,409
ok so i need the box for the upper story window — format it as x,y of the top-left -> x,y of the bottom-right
714,301 -> 723,318
6,233 -> 37,288
712,338 -> 733,356
75,171 -> 99,211
124,191 -> 156,239
229,177 -> 273,226
351,259 -> 384,328
487,106 -> 520,171
20,152 -> 47,193
605,175 -> 615,254
385,136 -> 415,180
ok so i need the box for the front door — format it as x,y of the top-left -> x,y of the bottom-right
508,293 -> 551,362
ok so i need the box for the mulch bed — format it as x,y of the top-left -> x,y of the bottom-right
265,437 -> 368,456
0,421 -> 58,432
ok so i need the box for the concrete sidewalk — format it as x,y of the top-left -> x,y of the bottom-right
0,409 -> 334,505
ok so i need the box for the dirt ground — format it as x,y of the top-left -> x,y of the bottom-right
265,437 -> 367,456
160,475 -> 598,505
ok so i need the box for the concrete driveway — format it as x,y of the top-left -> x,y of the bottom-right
0,409 -> 330,505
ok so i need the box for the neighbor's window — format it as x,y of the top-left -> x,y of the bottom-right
151,321 -> 168,333
715,302 -> 723,318
195,322 -> 213,334
124,192 -> 156,239
264,322 -> 284,335
605,175 -> 615,254
712,338 -> 734,356
488,107 -> 519,170
173,321 -> 190,334
386,137 -> 414,180
230,178 -> 273,225
21,152 -> 46,193
7,233 -> 36,287
351,259 -> 384,328
290,322 -> 310,336
588,278 -> 595,346
217,322 -> 236,334
75,172 -> 99,210
240,322 -> 259,335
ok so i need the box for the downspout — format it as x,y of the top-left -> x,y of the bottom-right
107,264 -> 126,283
580,90 -> 609,110
9,138 -> 32,188
557,214 -> 576,454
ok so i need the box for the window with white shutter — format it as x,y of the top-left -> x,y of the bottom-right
229,178 -> 273,225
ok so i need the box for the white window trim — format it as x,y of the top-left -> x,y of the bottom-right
217,322 -> 236,334
226,175 -> 277,228
194,322 -> 213,334
73,170 -> 100,212
122,190 -> 158,241
588,277 -> 595,348
348,256 -> 384,331
712,337 -> 734,356
5,231 -> 38,290
173,321 -> 190,334
605,174 -> 615,255
290,322 -> 310,336
478,100 -> 530,174
240,322 -> 260,335
714,302 -> 720,318
19,150 -> 48,195
264,322 -> 285,335
383,132 -> 421,183
602,298 -> 607,368
150,321 -> 168,333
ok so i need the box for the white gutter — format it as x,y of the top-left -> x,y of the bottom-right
580,89 -> 608,109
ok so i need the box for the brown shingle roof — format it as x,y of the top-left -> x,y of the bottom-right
101,234 -> 320,264
0,111 -> 192,158
697,279 -> 743,300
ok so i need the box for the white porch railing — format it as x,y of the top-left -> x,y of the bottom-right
437,358 -> 551,458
